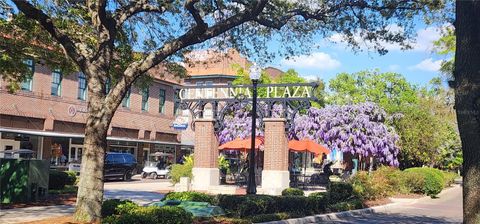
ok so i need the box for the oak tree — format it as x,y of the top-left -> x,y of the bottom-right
1,0 -> 445,222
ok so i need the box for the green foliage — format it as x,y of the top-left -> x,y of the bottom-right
48,185 -> 78,195
101,199 -> 134,218
405,167 -> 444,197
327,182 -> 356,203
249,212 -> 290,223
442,171 -> 458,187
215,194 -> 328,218
218,155 -> 230,174
170,154 -> 193,184
328,71 -> 418,113
48,170 -> 68,190
64,171 -> 77,186
163,192 -> 215,204
433,27 -> 455,78
102,205 -> 193,224
281,188 -> 305,196
327,199 -> 364,212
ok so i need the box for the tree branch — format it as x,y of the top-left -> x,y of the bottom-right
106,0 -> 268,107
113,0 -> 170,29
185,0 -> 207,31
12,0 -> 87,67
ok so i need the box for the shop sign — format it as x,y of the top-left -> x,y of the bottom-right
173,115 -> 189,130
68,105 -> 88,117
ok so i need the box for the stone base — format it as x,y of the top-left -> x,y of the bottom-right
260,170 -> 290,195
192,167 -> 219,191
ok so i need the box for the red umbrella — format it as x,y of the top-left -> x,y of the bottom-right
219,136 -> 264,151
288,139 -> 330,155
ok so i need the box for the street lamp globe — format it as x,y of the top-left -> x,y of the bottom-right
249,64 -> 261,81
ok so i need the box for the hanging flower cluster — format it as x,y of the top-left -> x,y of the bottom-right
290,102 -> 400,166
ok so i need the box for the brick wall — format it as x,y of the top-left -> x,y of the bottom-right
0,62 -> 180,141
263,118 -> 288,171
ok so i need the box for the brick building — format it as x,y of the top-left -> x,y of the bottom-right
0,59 -> 193,171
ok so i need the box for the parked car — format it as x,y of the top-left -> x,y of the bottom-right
104,152 -> 137,181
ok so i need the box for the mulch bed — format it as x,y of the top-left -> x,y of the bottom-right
0,193 -> 77,209
363,197 -> 392,207
19,216 -> 96,224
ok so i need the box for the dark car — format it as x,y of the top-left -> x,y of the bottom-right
104,152 -> 137,181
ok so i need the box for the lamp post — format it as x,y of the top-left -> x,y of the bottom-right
247,64 -> 261,195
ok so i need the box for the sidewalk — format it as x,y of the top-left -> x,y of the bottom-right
0,205 -> 75,224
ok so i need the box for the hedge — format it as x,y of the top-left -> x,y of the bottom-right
102,205 -> 193,224
102,199 -> 135,218
163,191 -> 215,204
64,171 -> 77,186
48,170 -> 68,190
281,188 -> 304,196
405,167 -> 444,197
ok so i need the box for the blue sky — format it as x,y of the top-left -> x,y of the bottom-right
264,24 -> 450,87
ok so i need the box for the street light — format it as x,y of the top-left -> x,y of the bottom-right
247,63 -> 261,195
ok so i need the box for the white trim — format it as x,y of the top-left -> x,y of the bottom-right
0,127 -> 181,145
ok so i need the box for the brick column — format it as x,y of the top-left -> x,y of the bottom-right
191,119 -> 219,191
261,118 -> 290,195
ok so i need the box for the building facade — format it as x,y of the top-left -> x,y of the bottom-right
0,60 -> 192,171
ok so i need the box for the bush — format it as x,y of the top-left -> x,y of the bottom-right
216,194 -> 328,218
64,171 -> 77,186
249,213 -> 290,223
163,192 -> 215,204
170,155 -> 193,184
101,199 -> 134,218
102,206 -> 193,224
327,182 -> 356,203
402,171 -> 425,194
48,170 -> 68,190
442,171 -> 458,187
405,167 -> 444,197
328,199 -> 363,212
281,188 -> 304,196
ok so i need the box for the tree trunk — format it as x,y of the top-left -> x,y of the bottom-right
454,1 -> 480,223
73,66 -> 120,222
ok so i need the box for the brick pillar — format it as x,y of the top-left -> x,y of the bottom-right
261,118 -> 290,195
191,119 -> 219,191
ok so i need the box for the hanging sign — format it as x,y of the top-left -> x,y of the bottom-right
172,115 -> 189,130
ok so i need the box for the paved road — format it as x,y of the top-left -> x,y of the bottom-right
324,185 -> 463,224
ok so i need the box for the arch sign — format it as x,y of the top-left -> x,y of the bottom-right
175,82 -> 318,132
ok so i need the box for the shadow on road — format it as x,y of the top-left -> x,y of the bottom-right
327,212 -> 461,224
104,189 -> 165,205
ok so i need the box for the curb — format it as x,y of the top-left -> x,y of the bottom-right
258,202 -> 401,224
259,184 -> 462,224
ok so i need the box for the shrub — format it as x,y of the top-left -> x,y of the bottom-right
405,167 -> 444,197
101,199 -> 134,218
102,206 -> 192,224
249,213 -> 290,223
163,192 -> 215,204
327,182 -> 356,203
328,199 -> 363,212
64,171 -> 77,186
216,194 -> 328,218
170,155 -> 193,184
442,171 -> 458,187
281,188 -> 305,196
48,170 -> 68,190
402,171 -> 425,194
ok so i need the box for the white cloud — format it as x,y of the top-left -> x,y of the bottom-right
281,52 -> 341,70
409,58 -> 442,72
301,74 -> 321,81
388,64 -> 400,71
328,26 -> 443,52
